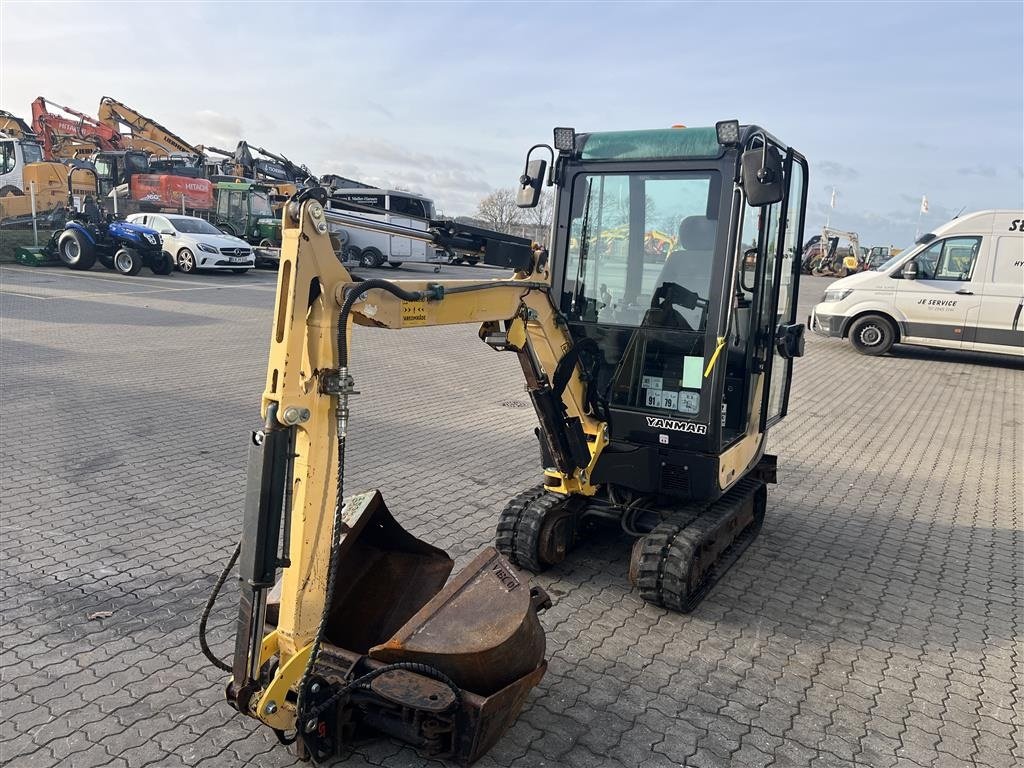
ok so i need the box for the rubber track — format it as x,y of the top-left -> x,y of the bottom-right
495,485 -> 565,573
635,477 -> 765,613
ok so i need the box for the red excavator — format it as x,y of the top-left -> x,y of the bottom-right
31,97 -> 123,160
28,96 -> 212,212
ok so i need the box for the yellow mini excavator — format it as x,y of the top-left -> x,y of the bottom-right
204,122 -> 808,764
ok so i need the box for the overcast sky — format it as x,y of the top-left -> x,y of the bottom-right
2,1 -> 1021,246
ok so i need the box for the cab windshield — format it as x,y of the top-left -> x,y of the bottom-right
562,170 -> 721,331
251,191 -> 273,217
22,142 -> 44,164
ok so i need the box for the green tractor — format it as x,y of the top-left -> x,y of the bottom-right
211,180 -> 281,249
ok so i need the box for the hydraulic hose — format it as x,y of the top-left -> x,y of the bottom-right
198,541 -> 241,673
294,278 -> 435,731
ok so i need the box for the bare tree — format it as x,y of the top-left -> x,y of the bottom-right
476,188 -> 522,234
526,191 -> 553,244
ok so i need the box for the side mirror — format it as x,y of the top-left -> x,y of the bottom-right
516,158 -> 547,209
775,323 -> 805,359
741,144 -> 784,207
161,229 -> 174,235
902,259 -> 918,280
740,247 -> 757,292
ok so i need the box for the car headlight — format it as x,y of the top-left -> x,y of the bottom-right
823,288 -> 852,303
197,243 -> 220,253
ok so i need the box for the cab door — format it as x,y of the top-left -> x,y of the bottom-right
0,140 -> 19,191
968,223 -> 1024,354
763,150 -> 808,427
893,236 -> 984,348
387,194 -> 414,258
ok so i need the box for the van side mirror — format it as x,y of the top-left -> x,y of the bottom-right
516,159 -> 547,209
741,144 -> 784,207
902,259 -> 918,280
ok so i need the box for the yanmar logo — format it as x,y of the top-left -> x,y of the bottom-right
646,416 -> 707,435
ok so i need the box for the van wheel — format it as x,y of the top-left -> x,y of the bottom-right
388,261 -> 402,268
57,230 -> 96,270
343,245 -> 362,264
848,314 -> 896,356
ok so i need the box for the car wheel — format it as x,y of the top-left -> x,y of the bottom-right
150,252 -> 174,275
232,268 -> 250,274
113,247 -> 144,276
360,247 -> 384,267
57,230 -> 96,270
848,314 -> 896,356
388,261 -> 402,269
344,245 -> 362,264
177,248 -> 197,273
259,238 -> 275,248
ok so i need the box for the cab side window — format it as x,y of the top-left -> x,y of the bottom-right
935,237 -> 980,280
390,195 -> 427,219
917,236 -> 981,280
1,142 -> 16,174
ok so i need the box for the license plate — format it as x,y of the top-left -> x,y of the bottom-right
230,256 -> 248,263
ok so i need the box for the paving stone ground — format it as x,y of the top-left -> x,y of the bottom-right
0,263 -> 1020,768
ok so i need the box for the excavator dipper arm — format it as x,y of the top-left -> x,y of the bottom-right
224,193 -> 605,764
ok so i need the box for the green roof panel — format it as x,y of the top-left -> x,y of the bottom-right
579,127 -> 722,161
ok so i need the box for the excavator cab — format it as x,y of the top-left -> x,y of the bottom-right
497,123 -> 808,610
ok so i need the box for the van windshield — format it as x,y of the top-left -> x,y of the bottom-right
879,243 -> 918,271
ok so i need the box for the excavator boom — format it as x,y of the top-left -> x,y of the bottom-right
97,96 -> 203,159
31,96 -> 122,160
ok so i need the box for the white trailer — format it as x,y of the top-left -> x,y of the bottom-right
325,187 -> 445,268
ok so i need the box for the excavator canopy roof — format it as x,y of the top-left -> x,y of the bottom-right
578,126 -> 722,162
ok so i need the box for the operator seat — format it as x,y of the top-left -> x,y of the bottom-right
647,216 -> 718,329
82,196 -> 102,225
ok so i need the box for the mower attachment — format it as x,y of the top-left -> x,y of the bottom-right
276,491 -> 549,765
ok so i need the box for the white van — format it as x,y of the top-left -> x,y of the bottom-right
810,210 -> 1023,357
325,188 -> 445,268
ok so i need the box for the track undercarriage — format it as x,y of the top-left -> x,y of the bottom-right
496,459 -> 774,613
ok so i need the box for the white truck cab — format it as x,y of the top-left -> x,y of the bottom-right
810,210 -> 1024,357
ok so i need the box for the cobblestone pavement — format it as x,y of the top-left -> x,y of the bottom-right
1,263 -> 1021,768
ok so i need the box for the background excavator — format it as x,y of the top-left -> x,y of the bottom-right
25,96 -> 214,213
204,121 -> 808,764
97,96 -> 203,160
802,226 -> 862,276
0,110 -> 96,220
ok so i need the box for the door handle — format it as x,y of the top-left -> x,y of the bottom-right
955,288 -> 974,295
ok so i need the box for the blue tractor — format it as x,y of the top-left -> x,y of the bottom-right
47,195 -> 173,276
